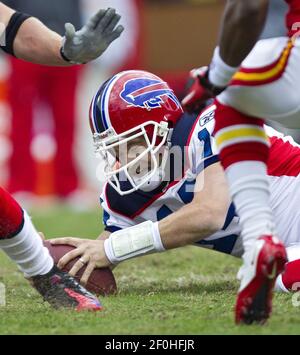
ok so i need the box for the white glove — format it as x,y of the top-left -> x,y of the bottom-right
61,8 -> 124,64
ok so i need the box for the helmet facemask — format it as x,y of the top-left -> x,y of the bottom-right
94,120 -> 170,195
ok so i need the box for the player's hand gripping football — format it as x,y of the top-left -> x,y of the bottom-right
181,66 -> 226,114
50,238 -> 112,286
61,8 -> 124,64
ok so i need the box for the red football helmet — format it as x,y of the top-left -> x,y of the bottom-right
90,70 -> 183,195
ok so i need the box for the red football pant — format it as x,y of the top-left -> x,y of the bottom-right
7,58 -> 82,197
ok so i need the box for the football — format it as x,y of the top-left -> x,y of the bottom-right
43,241 -> 117,297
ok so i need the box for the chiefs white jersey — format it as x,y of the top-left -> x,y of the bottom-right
100,105 -> 300,258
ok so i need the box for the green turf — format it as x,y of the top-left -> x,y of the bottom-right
0,207 -> 299,335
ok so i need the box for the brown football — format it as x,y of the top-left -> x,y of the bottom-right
43,241 -> 117,296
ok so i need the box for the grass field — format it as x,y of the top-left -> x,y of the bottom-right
0,207 -> 299,335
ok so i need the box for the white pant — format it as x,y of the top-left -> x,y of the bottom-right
218,37 -> 300,129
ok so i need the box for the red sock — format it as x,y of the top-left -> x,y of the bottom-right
213,100 -> 275,251
213,100 -> 270,169
0,188 -> 24,239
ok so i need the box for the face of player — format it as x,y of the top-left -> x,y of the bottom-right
115,135 -> 165,171
107,135 -> 168,192
94,118 -> 171,195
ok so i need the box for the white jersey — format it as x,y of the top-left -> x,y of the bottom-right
100,105 -> 300,258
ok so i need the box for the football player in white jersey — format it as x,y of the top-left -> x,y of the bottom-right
52,70 -> 300,321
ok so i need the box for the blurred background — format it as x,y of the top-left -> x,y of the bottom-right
0,0 -> 298,211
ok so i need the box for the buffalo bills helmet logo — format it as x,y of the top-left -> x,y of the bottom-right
120,78 -> 181,110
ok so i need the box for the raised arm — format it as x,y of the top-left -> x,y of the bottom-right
0,3 -> 124,66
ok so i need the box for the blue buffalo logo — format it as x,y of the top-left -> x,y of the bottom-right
120,78 -> 181,110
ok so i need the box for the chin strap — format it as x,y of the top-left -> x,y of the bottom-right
166,128 -> 174,148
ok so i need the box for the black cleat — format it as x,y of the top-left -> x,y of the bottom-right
30,266 -> 102,311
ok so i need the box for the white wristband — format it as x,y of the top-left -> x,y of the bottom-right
104,221 -> 165,264
104,238 -> 119,265
208,47 -> 240,87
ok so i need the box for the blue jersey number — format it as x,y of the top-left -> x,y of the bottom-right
198,128 -> 213,158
